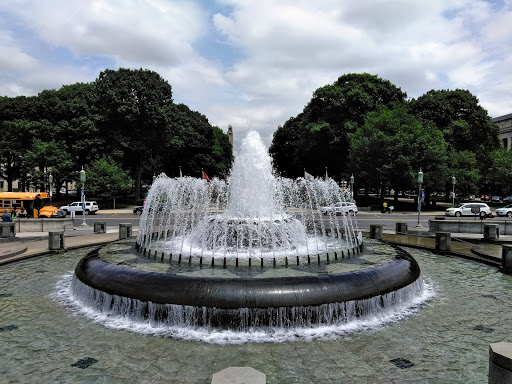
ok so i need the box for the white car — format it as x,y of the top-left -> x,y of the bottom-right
496,204 -> 512,217
320,202 -> 358,216
445,203 -> 491,217
60,201 -> 99,215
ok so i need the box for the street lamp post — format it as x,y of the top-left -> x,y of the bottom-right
79,166 -> 88,227
452,176 -> 456,207
48,173 -> 53,205
350,174 -> 355,200
416,168 -> 424,228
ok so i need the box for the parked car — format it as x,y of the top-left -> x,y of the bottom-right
133,206 -> 144,215
60,201 -> 99,215
496,204 -> 512,217
480,195 -> 491,202
38,207 -> 66,218
445,203 -> 491,217
491,196 -> 502,203
320,202 -> 358,216
503,196 -> 512,203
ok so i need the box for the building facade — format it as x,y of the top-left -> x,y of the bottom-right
494,113 -> 512,150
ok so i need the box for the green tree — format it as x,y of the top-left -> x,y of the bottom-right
24,138 -> 74,193
486,149 -> 512,197
409,89 -> 500,193
160,104 -> 231,179
212,126 -> 233,177
348,104 -> 447,204
36,84 -> 102,191
0,96 -> 40,191
94,68 -> 173,200
271,73 -> 407,179
446,150 -> 480,200
84,157 -> 132,199
269,117 -> 304,177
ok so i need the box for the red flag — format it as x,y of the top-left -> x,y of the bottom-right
202,171 -> 210,181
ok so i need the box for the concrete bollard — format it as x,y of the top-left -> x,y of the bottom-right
484,224 -> 499,240
489,342 -> 512,383
211,367 -> 266,384
119,223 -> 133,239
94,221 -> 107,234
48,231 -> 65,250
435,232 -> 451,252
370,224 -> 382,240
395,222 -> 408,234
0,222 -> 16,238
502,245 -> 512,275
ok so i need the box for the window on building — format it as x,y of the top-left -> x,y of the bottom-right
503,138 -> 509,150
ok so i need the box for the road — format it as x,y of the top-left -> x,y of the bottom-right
71,212 -> 142,228
73,210 -> 512,233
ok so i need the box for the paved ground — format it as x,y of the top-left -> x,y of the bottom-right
0,209 -> 508,269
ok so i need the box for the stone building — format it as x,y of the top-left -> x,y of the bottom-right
494,113 -> 512,150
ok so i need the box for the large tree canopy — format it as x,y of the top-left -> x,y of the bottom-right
348,104 -> 447,202
409,89 -> 499,152
85,157 -> 132,199
0,67 -> 232,200
270,73 -> 408,179
408,89 -> 500,197
270,73 -> 500,203
94,68 -> 174,201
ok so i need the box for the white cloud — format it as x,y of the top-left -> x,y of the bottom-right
0,31 -> 38,72
19,0 -> 206,65
0,0 -> 511,148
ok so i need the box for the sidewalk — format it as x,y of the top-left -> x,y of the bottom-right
0,226 -> 138,265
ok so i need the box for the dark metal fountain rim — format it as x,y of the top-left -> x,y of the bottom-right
74,244 -> 421,309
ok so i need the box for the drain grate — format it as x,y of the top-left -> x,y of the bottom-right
0,325 -> 18,333
390,358 -> 415,369
71,357 -> 98,369
473,325 -> 494,333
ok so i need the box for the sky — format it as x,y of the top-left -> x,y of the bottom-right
1,0 -> 511,149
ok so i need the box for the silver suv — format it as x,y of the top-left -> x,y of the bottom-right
60,201 -> 99,215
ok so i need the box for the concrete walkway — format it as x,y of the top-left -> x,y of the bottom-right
0,226 -> 139,265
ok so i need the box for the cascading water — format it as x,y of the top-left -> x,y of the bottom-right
68,130 -> 424,342
137,131 -> 360,260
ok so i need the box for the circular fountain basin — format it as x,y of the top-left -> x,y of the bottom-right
71,240 -> 422,330
75,248 -> 420,308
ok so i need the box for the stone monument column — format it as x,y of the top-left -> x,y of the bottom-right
228,125 -> 233,148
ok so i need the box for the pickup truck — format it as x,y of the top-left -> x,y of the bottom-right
60,201 -> 99,215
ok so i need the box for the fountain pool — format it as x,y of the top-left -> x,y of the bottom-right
0,243 -> 510,383
69,131 -> 422,336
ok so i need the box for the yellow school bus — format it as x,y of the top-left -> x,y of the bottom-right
0,192 -> 64,218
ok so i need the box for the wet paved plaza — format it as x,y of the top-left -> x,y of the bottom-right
1,241 -> 511,383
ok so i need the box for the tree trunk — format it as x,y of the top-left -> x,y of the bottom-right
135,153 -> 144,201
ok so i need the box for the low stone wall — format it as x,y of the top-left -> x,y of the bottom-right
13,218 -> 74,233
429,219 -> 512,235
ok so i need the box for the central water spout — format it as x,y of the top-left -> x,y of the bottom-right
226,131 -> 282,219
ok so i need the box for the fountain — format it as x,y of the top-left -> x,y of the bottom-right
71,131 -> 422,339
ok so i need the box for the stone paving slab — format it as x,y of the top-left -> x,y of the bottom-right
0,242 -> 27,261
0,228 -> 138,266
